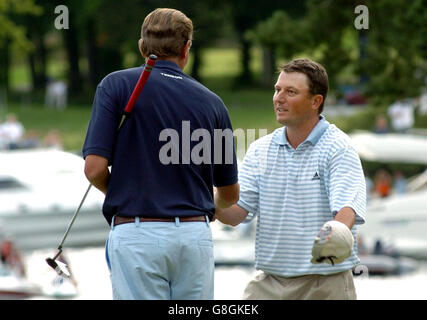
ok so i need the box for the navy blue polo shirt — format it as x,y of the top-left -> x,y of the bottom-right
82,60 -> 238,225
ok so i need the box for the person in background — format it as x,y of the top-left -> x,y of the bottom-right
0,114 -> 24,149
0,239 -> 26,277
373,115 -> 390,134
0,117 -> 5,150
393,170 -> 407,194
45,78 -> 68,110
387,98 -> 414,133
42,129 -> 64,149
374,169 -> 392,198
20,130 -> 41,149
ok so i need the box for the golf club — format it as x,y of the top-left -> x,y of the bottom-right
46,54 -> 157,277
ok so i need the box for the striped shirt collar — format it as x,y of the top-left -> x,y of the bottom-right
272,115 -> 330,147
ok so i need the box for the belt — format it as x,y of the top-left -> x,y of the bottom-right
113,215 -> 207,226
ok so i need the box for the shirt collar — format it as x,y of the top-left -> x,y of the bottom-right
273,115 -> 329,146
146,60 -> 182,72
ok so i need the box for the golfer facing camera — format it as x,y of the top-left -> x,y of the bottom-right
83,8 -> 239,299
216,58 -> 366,300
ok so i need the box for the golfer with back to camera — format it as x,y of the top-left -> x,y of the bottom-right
82,8 -> 239,300
215,58 -> 367,300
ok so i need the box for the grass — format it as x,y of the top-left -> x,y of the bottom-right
185,47 -> 263,79
0,104 -> 92,152
6,46 -> 275,151
1,89 -> 277,153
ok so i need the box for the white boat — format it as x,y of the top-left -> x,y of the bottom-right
349,130 -> 427,164
0,263 -> 42,299
42,275 -> 78,299
350,130 -> 427,259
0,149 -> 109,252
356,254 -> 418,276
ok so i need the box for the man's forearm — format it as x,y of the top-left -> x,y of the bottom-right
84,155 -> 110,195
87,169 -> 110,195
215,204 -> 248,226
214,192 -> 235,209
213,184 -> 239,209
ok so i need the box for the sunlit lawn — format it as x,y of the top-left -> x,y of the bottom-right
3,87 -> 278,153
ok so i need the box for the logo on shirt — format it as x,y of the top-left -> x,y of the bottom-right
312,172 -> 320,180
161,72 -> 183,80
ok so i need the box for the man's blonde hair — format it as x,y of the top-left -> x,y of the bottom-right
140,8 -> 193,58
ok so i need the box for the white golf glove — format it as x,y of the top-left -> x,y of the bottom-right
311,220 -> 354,266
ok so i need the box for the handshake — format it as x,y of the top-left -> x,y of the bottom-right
311,220 -> 354,266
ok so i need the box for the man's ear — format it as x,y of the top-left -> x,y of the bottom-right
138,38 -> 146,58
180,40 -> 192,59
312,94 -> 323,111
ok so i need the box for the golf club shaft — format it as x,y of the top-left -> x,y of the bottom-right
54,55 -> 157,252
57,183 -> 92,251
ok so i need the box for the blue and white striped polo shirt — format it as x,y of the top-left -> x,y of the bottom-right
237,116 -> 366,277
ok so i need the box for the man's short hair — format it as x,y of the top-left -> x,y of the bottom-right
279,58 -> 328,114
140,8 -> 193,58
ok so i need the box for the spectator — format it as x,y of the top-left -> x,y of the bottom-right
0,117 -> 5,150
374,169 -> 392,198
387,98 -> 414,133
0,114 -> 25,149
42,129 -> 64,149
393,170 -> 407,194
20,130 -> 41,149
373,115 -> 390,134
418,93 -> 427,116
45,78 -> 68,110
0,239 -> 26,277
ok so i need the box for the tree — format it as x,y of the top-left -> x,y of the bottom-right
247,10 -> 309,87
357,0 -> 427,105
229,0 -> 306,87
304,0 -> 427,106
0,0 -> 41,93
170,0 -> 231,82
303,0 -> 356,94
248,0 -> 427,106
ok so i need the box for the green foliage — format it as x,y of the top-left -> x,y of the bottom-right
246,10 -> 308,57
247,0 -> 427,107
332,105 -> 386,133
0,0 -> 41,51
358,0 -> 427,106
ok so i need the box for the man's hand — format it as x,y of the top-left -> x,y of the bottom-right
311,220 -> 354,266
214,205 -> 248,227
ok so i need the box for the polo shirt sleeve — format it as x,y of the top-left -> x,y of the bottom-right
327,145 -> 367,225
82,85 -> 120,165
237,142 -> 260,220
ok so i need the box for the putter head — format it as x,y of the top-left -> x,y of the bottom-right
46,257 -> 71,278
